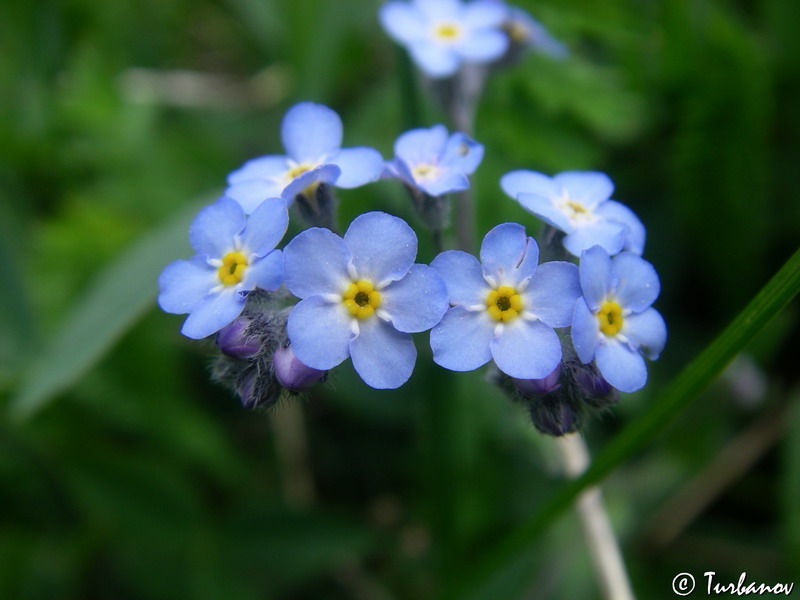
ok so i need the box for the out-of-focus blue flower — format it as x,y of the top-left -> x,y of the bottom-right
430,223 -> 580,379
158,197 -> 288,339
502,6 -> 567,59
384,125 -> 483,197
225,102 -> 384,213
283,212 -> 449,389
379,0 -> 509,78
501,170 -> 645,257
571,246 -> 666,393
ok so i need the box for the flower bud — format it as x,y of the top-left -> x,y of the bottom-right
529,395 -> 582,437
573,364 -> 618,409
236,368 -> 281,410
216,316 -> 261,360
512,364 -> 562,396
273,345 -> 326,392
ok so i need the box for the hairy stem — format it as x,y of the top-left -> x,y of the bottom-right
554,434 -> 635,600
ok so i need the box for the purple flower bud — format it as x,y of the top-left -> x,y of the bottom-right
236,371 -> 259,409
273,345 -> 326,392
216,316 -> 261,360
574,367 -> 613,397
530,396 -> 582,437
512,364 -> 562,396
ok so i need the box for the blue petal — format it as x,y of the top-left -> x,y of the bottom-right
490,319 -> 561,379
553,171 -> 614,209
516,193 -> 572,232
394,125 -> 448,165
563,220 -> 625,257
244,250 -> 283,292
595,338 -> 647,393
344,212 -> 417,285
430,306 -> 494,371
158,257 -> 217,315
430,250 -> 488,306
332,147 -> 384,188
227,155 -> 289,186
380,264 -> 449,333
594,200 -> 645,255
479,223 -> 538,286
240,198 -> 289,257
284,227 -> 352,298
522,261 -> 580,327
612,253 -> 660,312
281,102 -> 343,163
462,1 -> 508,28
418,169 -> 469,196
571,297 -> 599,364
189,197 -> 245,258
379,2 -> 426,44
510,9 -> 568,59
225,180 -> 284,215
624,307 -> 667,360
350,318 -> 416,389
287,296 -> 353,370
456,29 -> 508,62
500,170 -> 558,201
579,245 -> 613,310
181,288 -> 246,340
282,164 -> 341,201
382,157 -> 414,187
409,40 -> 461,78
440,133 -> 483,175
414,0 -> 459,20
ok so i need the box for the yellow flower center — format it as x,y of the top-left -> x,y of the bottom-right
486,286 -> 523,323
598,301 -> 624,336
343,280 -> 382,320
218,251 -> 248,286
412,163 -> 439,181
286,162 -> 314,180
434,23 -> 461,42
505,21 -> 530,44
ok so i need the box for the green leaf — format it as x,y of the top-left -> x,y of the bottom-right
0,196 -> 36,384
446,245 -> 800,600
8,201 -> 203,422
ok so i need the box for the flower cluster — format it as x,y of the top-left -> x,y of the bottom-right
379,0 -> 566,78
157,0 -> 666,436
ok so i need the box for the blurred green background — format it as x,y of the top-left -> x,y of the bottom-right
2,0 -> 799,598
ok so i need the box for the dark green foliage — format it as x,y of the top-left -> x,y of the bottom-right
2,0 -> 799,599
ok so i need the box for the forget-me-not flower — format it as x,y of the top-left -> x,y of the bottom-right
501,170 -> 645,257
571,246 -> 666,393
225,102 -> 384,213
284,212 -> 449,389
158,197 -> 289,339
384,124 -> 483,197
430,223 -> 580,379
379,0 -> 509,78
501,6 -> 568,60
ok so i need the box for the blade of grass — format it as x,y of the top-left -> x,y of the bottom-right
445,245 -> 800,600
8,200 -> 206,422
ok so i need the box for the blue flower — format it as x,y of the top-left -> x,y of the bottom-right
225,102 -> 384,213
430,223 -> 580,379
379,0 -> 509,78
502,6 -> 568,60
158,197 -> 288,339
283,212 -> 449,389
384,125 -> 484,197
571,246 -> 666,393
501,170 -> 645,257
